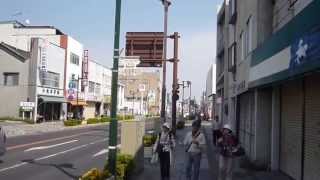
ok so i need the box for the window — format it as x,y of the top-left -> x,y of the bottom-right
89,81 -> 95,93
228,43 -> 236,71
3,73 -> 19,86
240,31 -> 245,61
40,71 -> 59,88
70,53 -> 79,65
246,16 -> 253,54
95,83 -> 101,95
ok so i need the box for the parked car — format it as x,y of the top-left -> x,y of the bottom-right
0,126 -> 6,156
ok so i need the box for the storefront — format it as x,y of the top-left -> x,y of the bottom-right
38,95 -> 66,121
248,2 -> 320,178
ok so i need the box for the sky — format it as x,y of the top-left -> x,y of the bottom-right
0,0 -> 223,100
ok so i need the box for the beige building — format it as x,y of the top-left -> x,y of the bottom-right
119,57 -> 161,115
216,0 -> 320,180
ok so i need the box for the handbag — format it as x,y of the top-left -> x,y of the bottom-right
150,152 -> 159,164
232,146 -> 245,157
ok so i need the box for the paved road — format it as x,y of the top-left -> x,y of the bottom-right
0,124 -> 115,180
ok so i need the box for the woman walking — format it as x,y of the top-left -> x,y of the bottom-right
184,120 -> 206,180
153,122 -> 175,180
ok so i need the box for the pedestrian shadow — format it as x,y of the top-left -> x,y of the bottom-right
21,159 -> 80,180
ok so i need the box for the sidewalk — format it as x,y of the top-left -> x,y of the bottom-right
202,125 -> 292,180
134,122 -> 213,180
0,121 -> 109,137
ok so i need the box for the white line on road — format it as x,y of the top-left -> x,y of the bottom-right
0,138 -> 108,173
24,140 -> 79,152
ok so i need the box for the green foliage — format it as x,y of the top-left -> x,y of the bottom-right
86,118 -> 101,124
103,154 -> 135,180
116,115 -> 134,121
63,119 -> 82,126
176,120 -> 185,129
0,116 -> 34,124
101,117 -> 111,123
81,168 -> 102,180
143,134 -> 157,147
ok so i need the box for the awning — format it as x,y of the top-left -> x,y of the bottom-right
69,100 -> 87,106
38,96 -> 67,103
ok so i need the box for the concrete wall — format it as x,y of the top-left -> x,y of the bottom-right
273,0 -> 313,32
0,49 -> 31,117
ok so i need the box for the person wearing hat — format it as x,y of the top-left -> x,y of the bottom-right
217,124 -> 238,180
183,120 -> 206,180
153,122 -> 175,180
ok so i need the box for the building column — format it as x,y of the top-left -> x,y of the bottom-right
271,86 -> 280,170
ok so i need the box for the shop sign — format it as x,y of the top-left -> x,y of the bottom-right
290,28 -> 320,69
39,40 -> 49,72
20,102 -> 35,111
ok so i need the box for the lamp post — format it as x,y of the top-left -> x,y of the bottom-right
108,0 -> 122,176
160,0 -> 171,122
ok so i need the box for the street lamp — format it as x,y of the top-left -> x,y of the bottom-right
160,0 -> 171,122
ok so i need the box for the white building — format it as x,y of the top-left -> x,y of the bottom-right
0,38 -> 66,122
0,21 -> 85,120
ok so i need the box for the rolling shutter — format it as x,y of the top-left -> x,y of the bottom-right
304,74 -> 320,180
280,80 -> 303,180
239,92 -> 255,160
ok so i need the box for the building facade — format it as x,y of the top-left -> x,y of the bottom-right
0,38 -> 66,122
205,64 -> 216,120
119,56 -> 161,115
216,0 -> 320,180
0,21 -> 88,120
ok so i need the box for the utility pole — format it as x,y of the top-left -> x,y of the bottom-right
108,0 -> 122,176
171,32 -> 179,135
160,0 -> 171,122
188,81 -> 192,117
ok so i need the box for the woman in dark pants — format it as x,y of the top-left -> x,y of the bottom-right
153,122 -> 175,180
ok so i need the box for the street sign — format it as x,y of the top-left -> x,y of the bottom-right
125,32 -> 164,67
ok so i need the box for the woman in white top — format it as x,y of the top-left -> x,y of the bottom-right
153,122 -> 175,180
184,120 -> 206,180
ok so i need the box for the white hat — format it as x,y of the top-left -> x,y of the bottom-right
163,122 -> 171,129
223,124 -> 232,131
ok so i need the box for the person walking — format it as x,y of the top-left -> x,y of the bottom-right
153,122 -> 175,180
212,116 -> 221,146
217,124 -> 238,180
184,120 -> 206,180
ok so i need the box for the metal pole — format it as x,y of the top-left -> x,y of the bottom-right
189,81 -> 192,117
181,81 -> 185,119
77,76 -> 79,120
108,0 -> 122,176
171,32 -> 179,135
160,0 -> 170,122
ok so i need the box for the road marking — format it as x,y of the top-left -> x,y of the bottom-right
93,149 -> 109,157
7,131 -> 96,151
0,138 -> 108,173
92,144 -> 120,158
24,140 -> 79,152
